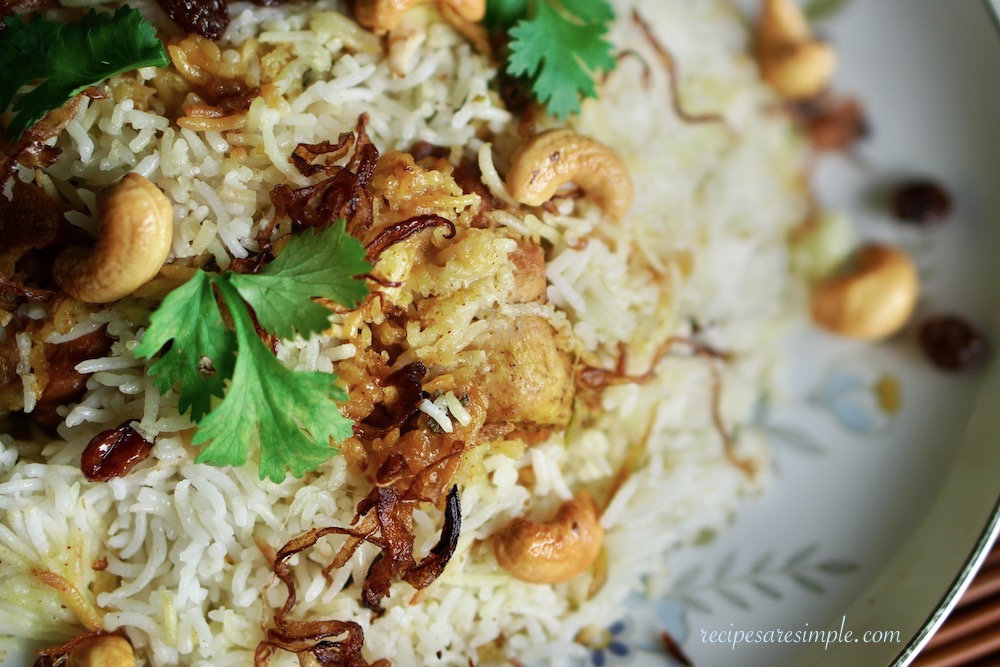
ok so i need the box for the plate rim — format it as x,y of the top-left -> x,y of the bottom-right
892,497 -> 1000,665
890,6 -> 1000,662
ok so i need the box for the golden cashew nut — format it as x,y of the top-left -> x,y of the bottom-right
811,243 -> 920,341
756,0 -> 836,100
68,635 -> 136,667
355,0 -> 485,36
505,129 -> 634,221
493,493 -> 604,584
54,173 -> 174,304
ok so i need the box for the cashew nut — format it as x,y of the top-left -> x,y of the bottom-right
54,173 -> 174,304
355,0 -> 485,36
756,0 -> 836,100
68,635 -> 136,667
493,493 -> 604,584
811,243 -> 920,341
505,129 -> 633,221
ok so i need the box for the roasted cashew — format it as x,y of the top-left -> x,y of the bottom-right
68,635 -> 136,667
505,129 -> 633,221
54,173 -> 174,303
756,0 -> 836,100
355,0 -> 485,36
493,493 -> 604,584
811,243 -> 920,340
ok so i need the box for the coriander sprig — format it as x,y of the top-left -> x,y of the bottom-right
485,0 -> 617,119
135,222 -> 371,482
0,6 -> 169,140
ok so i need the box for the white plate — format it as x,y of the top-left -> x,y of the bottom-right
599,2 -> 1000,666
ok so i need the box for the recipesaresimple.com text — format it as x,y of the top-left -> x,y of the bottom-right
699,615 -> 902,650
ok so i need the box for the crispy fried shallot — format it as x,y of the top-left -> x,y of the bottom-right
789,94 -> 869,152
577,337 -> 728,391
707,357 -> 756,477
360,273 -> 404,288
401,484 -> 462,589
364,215 -> 457,263
257,472 -> 463,665
631,10 -> 728,128
267,116 -> 377,238
255,578 -> 385,666
291,133 -> 357,177
0,141 -> 61,190
608,49 -> 652,88
353,362 -> 427,440
178,88 -> 259,130
256,520 -> 384,667
579,336 -> 754,476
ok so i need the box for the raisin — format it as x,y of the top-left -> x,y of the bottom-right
892,180 -> 952,226
156,0 -> 230,40
918,315 -> 989,371
81,422 -> 153,482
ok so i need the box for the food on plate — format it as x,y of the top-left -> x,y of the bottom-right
891,179 -> 954,226
810,243 -> 920,341
0,0 -> 846,664
754,0 -> 837,100
919,315 -> 990,372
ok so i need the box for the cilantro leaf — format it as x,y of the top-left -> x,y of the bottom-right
503,0 -> 617,119
134,271 -> 235,422
228,221 -> 372,341
0,6 -> 169,140
192,278 -> 353,482
135,221 -> 369,482
558,0 -> 614,25
484,0 -> 529,30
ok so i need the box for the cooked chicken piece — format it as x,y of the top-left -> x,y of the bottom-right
0,299 -> 108,423
476,315 -> 573,429
0,327 -> 21,416
32,327 -> 112,428
507,239 -> 547,304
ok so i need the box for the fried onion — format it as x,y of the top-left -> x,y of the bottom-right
258,469 -> 463,665
364,215 -> 457,263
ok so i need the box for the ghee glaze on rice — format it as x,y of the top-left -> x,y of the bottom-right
0,0 -> 809,665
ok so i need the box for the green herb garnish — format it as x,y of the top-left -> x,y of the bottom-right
485,0 -> 617,119
802,0 -> 851,22
135,222 -> 372,482
0,6 -> 169,141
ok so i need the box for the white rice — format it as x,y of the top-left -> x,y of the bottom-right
0,0 -> 808,665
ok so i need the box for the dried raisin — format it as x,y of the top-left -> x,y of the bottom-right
919,315 -> 988,371
892,180 -> 952,226
81,422 -> 153,481
157,0 -> 229,40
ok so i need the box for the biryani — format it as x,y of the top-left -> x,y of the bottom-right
0,0 -> 814,664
